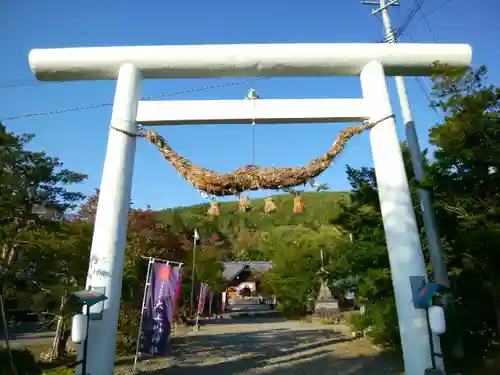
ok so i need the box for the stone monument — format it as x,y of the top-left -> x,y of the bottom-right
312,279 -> 340,322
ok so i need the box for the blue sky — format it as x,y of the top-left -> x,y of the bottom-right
1,0 -> 499,210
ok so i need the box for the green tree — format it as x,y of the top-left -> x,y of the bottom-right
0,123 -> 87,362
329,65 -> 500,370
260,224 -> 344,316
329,164 -> 400,349
194,247 -> 224,293
425,64 -> 500,364
0,123 -> 86,287
20,219 -> 92,359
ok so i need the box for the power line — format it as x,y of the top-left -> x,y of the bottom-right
375,0 -> 443,120
2,0 -> 437,122
0,81 -> 66,89
0,79 -> 37,85
417,0 -> 457,20
413,75 -> 442,120
379,0 -> 440,120
0,0 -> 457,90
402,1 -> 443,122
414,3 -> 443,119
392,0 -> 425,41
419,8 -> 437,42
377,0 -> 424,42
1,24 -> 410,122
1,78 -> 269,122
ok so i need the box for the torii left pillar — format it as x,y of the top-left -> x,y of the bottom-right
76,64 -> 142,375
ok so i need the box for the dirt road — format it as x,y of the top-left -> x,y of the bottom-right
122,318 -> 402,375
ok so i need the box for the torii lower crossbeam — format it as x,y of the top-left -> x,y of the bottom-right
136,99 -> 369,125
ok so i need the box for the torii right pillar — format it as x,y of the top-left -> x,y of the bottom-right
361,60 -> 433,374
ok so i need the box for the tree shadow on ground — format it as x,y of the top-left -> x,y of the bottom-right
199,316 -> 287,325
170,328 -> 344,362
131,327 -> 402,375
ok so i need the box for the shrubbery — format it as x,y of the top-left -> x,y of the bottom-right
0,348 -> 40,375
349,300 -> 400,350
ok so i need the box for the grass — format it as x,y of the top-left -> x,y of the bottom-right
300,315 -> 313,323
41,368 -> 74,375
5,341 -> 77,374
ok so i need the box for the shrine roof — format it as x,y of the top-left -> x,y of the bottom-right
222,261 -> 273,281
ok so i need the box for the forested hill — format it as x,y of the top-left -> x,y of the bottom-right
153,191 -> 350,261
156,191 -> 350,230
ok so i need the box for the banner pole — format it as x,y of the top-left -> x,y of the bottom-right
208,292 -> 213,318
195,283 -> 200,331
133,257 -> 153,372
195,283 -> 209,331
194,311 -> 200,330
172,264 -> 183,338
139,255 -> 183,265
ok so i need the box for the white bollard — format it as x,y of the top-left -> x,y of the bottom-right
71,314 -> 87,344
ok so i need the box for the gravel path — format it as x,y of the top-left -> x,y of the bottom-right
117,319 -> 402,375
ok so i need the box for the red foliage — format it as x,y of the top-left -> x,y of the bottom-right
77,189 -> 100,222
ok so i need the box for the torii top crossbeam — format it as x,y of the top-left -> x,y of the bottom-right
29,43 -> 472,81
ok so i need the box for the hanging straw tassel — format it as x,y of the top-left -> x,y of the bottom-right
207,201 -> 220,217
264,197 -> 276,213
293,195 -> 305,213
239,195 -> 250,212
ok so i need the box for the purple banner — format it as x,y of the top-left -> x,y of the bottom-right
221,291 -> 227,313
208,291 -> 214,316
172,266 -> 183,318
142,263 -> 180,356
198,283 -> 209,315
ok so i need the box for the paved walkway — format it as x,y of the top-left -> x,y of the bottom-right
120,319 -> 402,375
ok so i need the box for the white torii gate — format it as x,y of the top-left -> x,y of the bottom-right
29,43 -> 471,375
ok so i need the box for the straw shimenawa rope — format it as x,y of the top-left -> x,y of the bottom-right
137,115 -> 391,197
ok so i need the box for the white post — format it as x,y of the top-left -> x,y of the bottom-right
77,63 -> 142,375
360,60 -> 433,375
133,258 -> 153,372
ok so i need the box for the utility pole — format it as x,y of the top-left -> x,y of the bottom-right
190,229 -> 199,314
362,0 -> 452,372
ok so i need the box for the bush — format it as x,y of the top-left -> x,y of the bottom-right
116,304 -> 140,355
41,369 -> 73,375
365,300 -> 400,350
349,310 -> 372,332
275,300 -> 308,318
319,314 -> 344,325
348,299 -> 401,351
0,348 -> 41,375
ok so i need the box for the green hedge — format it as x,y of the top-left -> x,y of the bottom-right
0,348 -> 41,375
